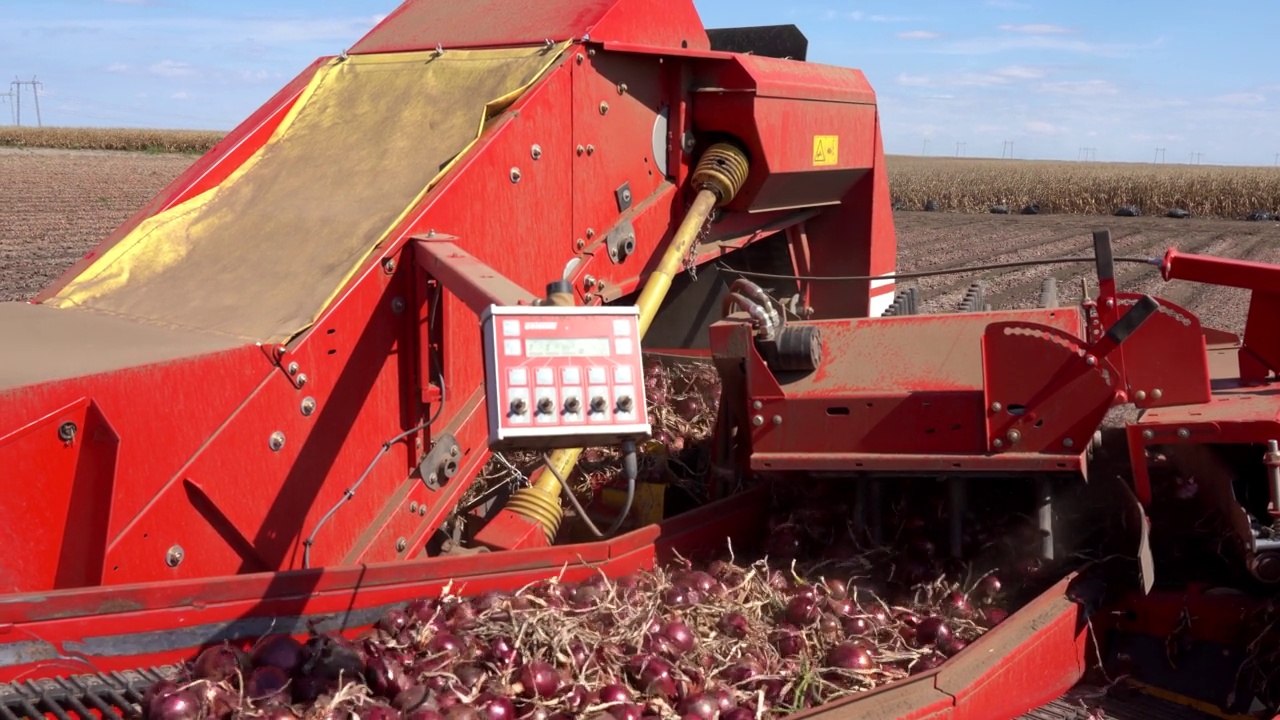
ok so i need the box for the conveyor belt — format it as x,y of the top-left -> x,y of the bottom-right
0,666 -> 179,720
1020,684 -> 1237,720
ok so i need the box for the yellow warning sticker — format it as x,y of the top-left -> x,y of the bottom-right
813,135 -> 839,166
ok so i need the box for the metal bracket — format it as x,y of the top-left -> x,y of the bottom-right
614,181 -> 633,212
605,219 -> 637,264
419,432 -> 461,491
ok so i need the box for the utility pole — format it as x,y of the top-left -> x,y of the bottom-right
1154,148 -> 1165,163
1001,140 -> 1014,159
922,139 -> 928,155
10,77 -> 42,127
955,141 -> 966,157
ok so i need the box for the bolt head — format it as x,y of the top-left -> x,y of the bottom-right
1151,388 -> 1163,400
586,145 -> 595,155
752,400 -> 763,410
1006,429 -> 1021,443
382,258 -> 397,273
531,144 -> 542,160
287,362 -> 300,375
622,189 -> 632,203
510,167 -> 521,183
301,397 -> 316,416
993,438 -> 1004,449
1134,390 -> 1147,401
166,545 -> 184,568
599,101 -> 609,115
1142,429 -> 1155,440
396,537 -> 408,553
269,431 -> 286,451
295,373 -> 308,387
1177,428 -> 1191,439
990,402 -> 1003,413
391,297 -> 407,314
57,421 -> 77,443
409,501 -> 419,513
751,415 -> 764,427
772,415 -> 782,425
1063,438 -> 1074,448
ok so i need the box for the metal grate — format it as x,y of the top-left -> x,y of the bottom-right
0,666 -> 181,720
1020,684 -> 1226,720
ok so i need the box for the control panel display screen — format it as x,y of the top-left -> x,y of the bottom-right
525,337 -> 610,358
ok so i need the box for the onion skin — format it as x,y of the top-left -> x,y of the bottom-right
191,644 -> 246,684
251,635 -> 304,674
148,688 -> 201,720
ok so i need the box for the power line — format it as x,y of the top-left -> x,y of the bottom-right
1154,148 -> 1166,164
1002,140 -> 1014,159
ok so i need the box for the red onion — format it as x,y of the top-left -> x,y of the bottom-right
366,654 -> 415,698
842,616 -> 873,636
474,693 -> 515,720
824,579 -> 849,600
393,686 -> 429,713
826,642 -> 875,670
486,636 -> 521,668
978,575 -> 1003,598
938,636 -> 969,657
914,616 -> 953,646
765,525 -> 804,560
303,632 -> 365,681
407,712 -> 445,720
518,661 -> 561,699
784,595 -> 819,625
598,683 -> 631,705
674,397 -> 702,421
676,694 -> 717,720
717,612 -> 749,639
261,709 -> 299,720
983,607 -> 1010,627
378,609 -> 412,635
443,706 -> 478,720
251,635 -> 303,673
246,666 -> 290,705
192,644 -> 246,683
942,591 -> 974,618
149,688 -> 201,720
625,654 -> 677,698
608,704 -> 644,720
661,620 -> 697,654
770,626 -> 804,658
721,710 -> 754,720
910,653 -> 947,675
427,633 -> 464,655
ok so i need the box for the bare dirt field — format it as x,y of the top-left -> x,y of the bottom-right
2,147 -> 1278,337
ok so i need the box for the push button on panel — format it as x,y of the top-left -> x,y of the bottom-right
535,368 -> 554,386
508,368 -> 528,386
562,367 -> 581,385
588,367 -> 607,384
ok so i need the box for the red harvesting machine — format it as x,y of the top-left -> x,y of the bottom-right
3,0 -> 1280,717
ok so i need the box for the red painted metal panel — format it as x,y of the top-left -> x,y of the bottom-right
983,321 -> 1117,455
348,0 -> 710,54
1111,294 -> 1212,409
32,59 -> 321,303
0,345 -> 270,592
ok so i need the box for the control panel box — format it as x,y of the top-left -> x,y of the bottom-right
481,304 -> 652,451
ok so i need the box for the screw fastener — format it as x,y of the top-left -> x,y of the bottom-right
301,397 -> 316,416
396,538 -> 408,552
166,545 -> 184,568
269,431 -> 286,451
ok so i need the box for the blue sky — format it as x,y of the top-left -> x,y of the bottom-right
4,0 -> 1277,166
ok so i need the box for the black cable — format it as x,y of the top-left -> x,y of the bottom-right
302,286 -> 446,569
544,439 -> 638,539
715,255 -> 1160,283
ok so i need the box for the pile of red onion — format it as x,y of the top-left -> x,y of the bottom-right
143,477 -> 1058,720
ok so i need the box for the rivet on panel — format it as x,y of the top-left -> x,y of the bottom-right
751,416 -> 764,427
752,400 -> 763,410
617,83 -> 627,94
510,167 -> 522,183
586,145 -> 595,155
1006,429 -> 1021,443
576,53 -> 584,64
1152,388 -> 1163,400
1177,428 -> 1191,439
391,297 -> 407,314
588,48 -> 596,56
531,144 -> 543,160
419,505 -> 426,516
583,275 -> 597,290
599,101 -> 609,115
301,397 -> 316,416
382,257 -> 397,274
576,145 -> 585,156
1134,390 -> 1147,401
287,362 -> 300,376
296,373 -> 308,388
1063,438 -> 1074,448
396,537 -> 408,552
269,431 -> 286,451
575,238 -> 585,251
165,545 -> 184,568
1142,429 -> 1155,440
993,439 -> 1004,449
772,415 -> 782,426
586,228 -> 595,239
409,501 -> 419,513
989,402 -> 1002,413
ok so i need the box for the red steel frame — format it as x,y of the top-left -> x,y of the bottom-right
0,0 -> 895,595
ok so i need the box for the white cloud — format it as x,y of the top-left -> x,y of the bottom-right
994,65 -> 1046,79
998,24 -> 1075,34
1025,120 -> 1068,135
1213,92 -> 1265,106
149,59 -> 196,77
1037,79 -> 1119,96
896,73 -> 932,87
898,30 -> 941,40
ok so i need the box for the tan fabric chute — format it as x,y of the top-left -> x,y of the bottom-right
48,44 -> 568,343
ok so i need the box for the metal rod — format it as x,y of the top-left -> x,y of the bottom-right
1035,474 -> 1055,561
948,476 -> 965,559
1265,440 -> 1280,519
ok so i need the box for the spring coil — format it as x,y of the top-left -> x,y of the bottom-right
692,143 -> 750,206
503,485 -> 563,543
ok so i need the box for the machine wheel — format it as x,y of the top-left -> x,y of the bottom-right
957,282 -> 987,313
1039,277 -> 1059,308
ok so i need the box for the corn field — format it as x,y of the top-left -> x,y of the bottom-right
0,127 -> 224,154
3,128 -> 1279,220
886,155 -> 1280,220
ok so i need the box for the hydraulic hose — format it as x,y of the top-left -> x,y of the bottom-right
502,142 -> 751,543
